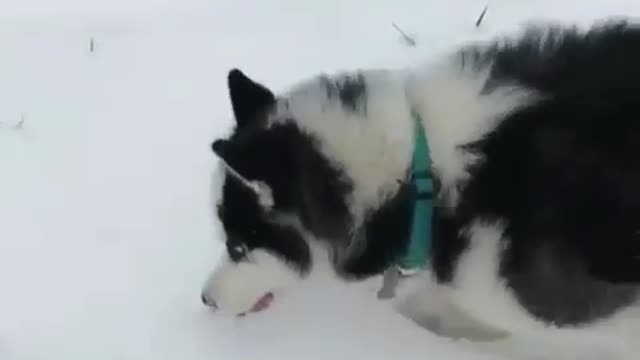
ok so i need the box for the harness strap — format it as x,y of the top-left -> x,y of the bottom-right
377,111 -> 433,299
396,111 -> 433,272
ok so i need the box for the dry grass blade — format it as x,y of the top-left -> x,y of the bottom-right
476,5 -> 489,28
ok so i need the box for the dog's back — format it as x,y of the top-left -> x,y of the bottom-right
407,21 -> 640,353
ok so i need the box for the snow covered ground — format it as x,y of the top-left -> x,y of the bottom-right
1,1 -> 639,359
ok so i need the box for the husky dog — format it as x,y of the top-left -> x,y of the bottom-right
201,20 -> 640,357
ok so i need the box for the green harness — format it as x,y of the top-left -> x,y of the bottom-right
377,111 -> 433,298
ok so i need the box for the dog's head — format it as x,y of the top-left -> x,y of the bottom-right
201,69 -> 414,316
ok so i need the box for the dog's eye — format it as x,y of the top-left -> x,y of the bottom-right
229,243 -> 248,261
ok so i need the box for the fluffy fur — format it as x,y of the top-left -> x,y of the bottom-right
202,19 -> 640,357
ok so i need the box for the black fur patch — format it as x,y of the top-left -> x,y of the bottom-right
322,73 -> 367,113
430,21 -> 640,325
214,115 -> 352,273
219,176 -> 312,272
227,69 -> 275,128
339,183 -> 414,278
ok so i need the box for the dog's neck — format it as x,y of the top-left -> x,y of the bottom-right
270,56 -> 534,225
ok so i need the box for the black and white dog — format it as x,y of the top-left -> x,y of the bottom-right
201,19 -> 640,356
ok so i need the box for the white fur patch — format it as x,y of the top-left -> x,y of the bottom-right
201,249 -> 302,315
406,57 -> 536,206
448,220 -> 547,333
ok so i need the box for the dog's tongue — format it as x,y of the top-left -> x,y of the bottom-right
236,292 -> 274,317
249,292 -> 274,313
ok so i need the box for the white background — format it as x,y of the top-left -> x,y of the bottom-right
1,1 -> 638,359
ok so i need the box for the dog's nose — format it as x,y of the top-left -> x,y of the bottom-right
201,293 -> 218,309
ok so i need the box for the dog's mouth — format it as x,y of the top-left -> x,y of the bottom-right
237,292 -> 274,317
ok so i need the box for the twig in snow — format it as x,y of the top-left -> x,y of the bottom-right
392,23 -> 417,47
14,116 -> 25,130
476,5 -> 489,28
89,37 -> 95,53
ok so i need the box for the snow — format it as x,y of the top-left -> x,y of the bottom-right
0,1 -> 638,359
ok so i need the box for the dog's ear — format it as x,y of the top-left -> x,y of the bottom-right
211,139 -> 228,157
227,69 -> 275,128
211,139 -> 243,174
211,138 -> 239,173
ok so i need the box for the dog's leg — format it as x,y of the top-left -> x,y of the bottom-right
389,271 -> 507,341
390,272 -> 635,360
